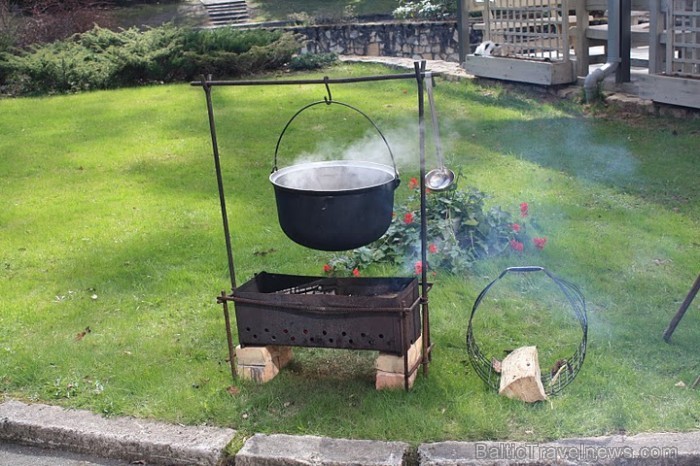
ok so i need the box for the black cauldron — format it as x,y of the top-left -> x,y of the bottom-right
270,160 -> 399,251
270,100 -> 400,251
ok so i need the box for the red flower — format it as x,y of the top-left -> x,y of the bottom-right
403,212 -> 415,224
323,264 -> 332,273
509,239 -> 524,252
533,237 -> 548,250
512,223 -> 521,233
414,260 -> 423,275
352,267 -> 361,277
428,243 -> 438,254
520,202 -> 529,218
408,177 -> 419,190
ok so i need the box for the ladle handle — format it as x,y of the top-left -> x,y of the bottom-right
273,100 -> 398,177
425,72 -> 444,168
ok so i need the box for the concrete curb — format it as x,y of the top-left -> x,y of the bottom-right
236,433 -> 410,466
2,400 -> 700,465
418,432 -> 700,466
0,400 -> 236,466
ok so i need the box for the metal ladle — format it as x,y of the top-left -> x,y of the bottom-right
424,72 -> 455,191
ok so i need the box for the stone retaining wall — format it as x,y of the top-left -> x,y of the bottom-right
282,21 -> 461,62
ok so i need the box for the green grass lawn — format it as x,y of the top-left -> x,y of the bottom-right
0,63 -> 698,446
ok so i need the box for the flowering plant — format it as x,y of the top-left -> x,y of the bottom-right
323,175 -> 549,276
324,176 -> 538,276
508,201 -> 548,254
392,0 -> 456,20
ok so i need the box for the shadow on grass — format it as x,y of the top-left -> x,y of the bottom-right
436,83 -> 699,214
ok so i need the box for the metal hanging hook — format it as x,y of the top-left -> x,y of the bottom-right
323,76 -> 332,104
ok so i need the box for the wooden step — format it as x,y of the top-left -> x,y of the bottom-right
208,9 -> 248,17
201,0 -> 246,6
205,4 -> 247,11
200,0 -> 249,25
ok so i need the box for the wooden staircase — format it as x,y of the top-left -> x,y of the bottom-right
200,0 -> 249,26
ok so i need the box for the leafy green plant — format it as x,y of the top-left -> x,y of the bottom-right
180,27 -> 288,55
325,176 -> 523,276
288,52 -> 338,71
0,25 -> 301,95
392,0 -> 456,20
178,29 -> 300,79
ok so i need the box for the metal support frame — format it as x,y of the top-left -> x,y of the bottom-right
193,62 -> 437,390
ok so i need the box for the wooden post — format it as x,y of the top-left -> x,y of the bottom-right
663,273 -> 700,343
649,0 -> 664,74
457,0 -> 472,64
575,0 -> 591,76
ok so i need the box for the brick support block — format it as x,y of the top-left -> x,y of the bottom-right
374,336 -> 423,390
235,346 -> 293,384
375,370 -> 418,390
238,363 -> 280,384
375,336 -> 423,374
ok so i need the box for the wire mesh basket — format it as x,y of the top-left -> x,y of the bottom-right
467,266 -> 587,396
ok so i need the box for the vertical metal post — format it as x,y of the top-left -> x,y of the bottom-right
402,310 -> 410,391
202,78 -> 237,292
220,292 -> 238,382
415,60 -> 431,377
618,0 -> 632,83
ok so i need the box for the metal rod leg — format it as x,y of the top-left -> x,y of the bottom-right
415,59 -> 430,379
221,292 -> 237,382
663,273 -> 700,343
692,375 -> 700,390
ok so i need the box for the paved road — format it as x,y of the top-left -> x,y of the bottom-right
0,442 -> 131,466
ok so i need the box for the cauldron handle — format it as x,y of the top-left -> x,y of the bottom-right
272,100 -> 399,179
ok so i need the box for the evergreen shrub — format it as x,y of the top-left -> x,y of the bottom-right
0,25 -> 301,95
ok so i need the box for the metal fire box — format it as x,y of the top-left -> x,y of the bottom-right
231,272 -> 421,355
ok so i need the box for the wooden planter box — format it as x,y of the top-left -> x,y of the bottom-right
464,55 -> 576,86
638,74 -> 700,110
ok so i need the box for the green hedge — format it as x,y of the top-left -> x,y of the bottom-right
0,25 -> 302,95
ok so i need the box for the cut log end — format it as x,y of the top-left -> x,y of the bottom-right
498,346 -> 547,403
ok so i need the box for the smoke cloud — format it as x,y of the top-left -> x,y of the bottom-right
288,123 -> 427,172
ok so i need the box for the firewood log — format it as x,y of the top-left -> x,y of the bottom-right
498,346 -> 547,402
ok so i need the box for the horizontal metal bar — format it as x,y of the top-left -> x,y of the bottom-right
191,71 -> 441,88
226,294 -> 422,315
